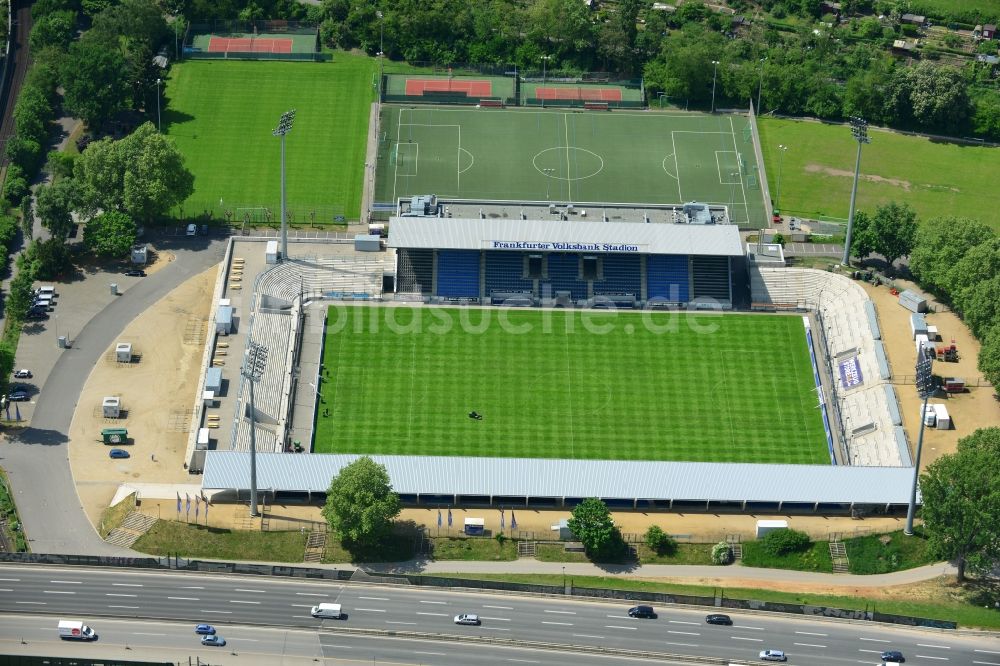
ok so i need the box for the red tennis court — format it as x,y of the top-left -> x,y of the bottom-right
208,36 -> 293,53
534,87 -> 623,102
404,78 -> 493,97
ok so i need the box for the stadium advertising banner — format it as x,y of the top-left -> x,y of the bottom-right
485,240 -> 646,253
838,356 -> 864,389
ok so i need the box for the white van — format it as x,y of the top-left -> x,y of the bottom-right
58,620 -> 96,640
36,286 -> 56,298
310,603 -> 343,619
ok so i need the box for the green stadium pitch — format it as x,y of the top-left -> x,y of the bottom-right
373,105 -> 768,227
313,307 -> 829,464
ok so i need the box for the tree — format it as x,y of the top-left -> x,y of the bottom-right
909,217 -> 994,296
848,210 -> 876,261
567,498 -> 623,560
760,528 -> 811,555
948,239 -> 1000,317
23,238 -> 74,280
28,9 -> 77,52
868,201 -> 917,269
644,525 -> 677,556
960,276 -> 1000,339
321,456 -> 401,548
978,327 -> 1000,390
920,427 -> 1000,582
83,211 -> 137,258
900,62 -> 970,132
36,179 -> 79,241
62,36 -> 129,129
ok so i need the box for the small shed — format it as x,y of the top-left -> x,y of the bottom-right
898,289 -> 927,313
463,517 -> 485,536
934,404 -> 951,430
910,313 -> 927,339
216,306 -> 234,335
102,396 -> 121,418
354,234 -> 382,252
205,367 -> 222,394
265,240 -> 278,264
131,244 -> 147,265
984,24 -> 997,40
755,519 -> 788,538
196,427 -> 211,450
101,428 -> 128,444
116,342 -> 133,363
900,13 -> 926,25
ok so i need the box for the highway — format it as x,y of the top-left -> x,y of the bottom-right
1,565 -> 998,665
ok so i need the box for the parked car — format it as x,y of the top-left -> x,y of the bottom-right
759,650 -> 787,662
124,269 -> 146,277
194,624 -> 216,635
705,614 -> 732,625
453,614 -> 481,625
109,449 -> 130,459
627,605 -> 657,619
25,311 -> 48,320
13,369 -> 32,378
200,635 -> 226,647
880,650 -> 905,662
8,390 -> 29,401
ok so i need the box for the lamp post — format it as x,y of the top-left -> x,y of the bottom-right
376,10 -> 383,56
155,78 -> 162,132
756,57 -> 766,113
273,110 -> 296,262
710,60 -> 720,113
905,343 -> 935,536
842,117 -> 871,266
242,342 -> 268,518
541,55 -> 552,84
775,144 -> 788,212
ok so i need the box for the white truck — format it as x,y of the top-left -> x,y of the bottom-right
58,620 -> 97,640
310,603 -> 343,619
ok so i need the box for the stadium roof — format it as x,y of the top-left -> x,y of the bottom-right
388,217 -> 744,257
202,452 -> 917,505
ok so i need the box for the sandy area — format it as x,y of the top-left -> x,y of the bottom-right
859,278 -> 998,469
68,264 -> 218,526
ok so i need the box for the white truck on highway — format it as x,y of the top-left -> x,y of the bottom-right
58,620 -> 97,640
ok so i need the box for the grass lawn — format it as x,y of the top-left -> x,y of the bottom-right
914,0 -> 1000,17
741,540 -> 833,573
845,528 -> 936,575
433,573 -> 1000,629
758,117 -> 1000,230
163,53 -> 376,221
429,536 -> 518,561
314,307 -> 828,463
133,520 -> 307,562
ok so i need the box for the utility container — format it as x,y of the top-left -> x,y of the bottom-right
898,289 -> 928,313
354,234 -> 382,252
915,334 -> 931,358
101,428 -> 128,445
205,367 -> 222,394
197,427 -> 210,450
463,517 -> 485,536
909,313 -> 927,340
102,396 -> 121,418
216,306 -> 233,335
265,240 -> 278,264
933,404 -> 951,430
943,377 -> 965,393
921,404 -> 936,427
116,342 -> 132,363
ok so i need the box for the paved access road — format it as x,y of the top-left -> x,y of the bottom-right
1,565 -> 998,666
1,237 -> 226,556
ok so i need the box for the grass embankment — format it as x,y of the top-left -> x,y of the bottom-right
133,521 -> 307,562
98,492 -> 136,539
0,468 -> 27,551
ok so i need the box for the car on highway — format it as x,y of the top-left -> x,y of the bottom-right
453,614 -> 481,625
13,369 -> 32,378
8,389 -> 30,401
124,269 -> 146,277
759,649 -> 787,662
627,605 -> 657,619
194,624 -> 216,635
880,650 -> 905,662
200,635 -> 226,647
109,449 -> 130,459
705,613 -> 732,625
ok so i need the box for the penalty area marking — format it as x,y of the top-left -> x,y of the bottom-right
662,155 -> 677,181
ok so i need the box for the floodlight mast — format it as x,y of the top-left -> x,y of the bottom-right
905,346 -> 935,536
273,110 -> 296,262
242,342 -> 269,517
842,117 -> 871,266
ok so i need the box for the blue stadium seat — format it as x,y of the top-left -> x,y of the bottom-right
595,254 -> 640,296
436,250 -> 480,298
544,253 -> 586,300
647,255 -> 689,302
484,251 -> 533,294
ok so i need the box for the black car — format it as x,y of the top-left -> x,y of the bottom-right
124,269 -> 146,277
8,390 -> 29,401
880,650 -> 905,663
627,605 -> 657,619
705,614 -> 733,625
26,311 -> 48,320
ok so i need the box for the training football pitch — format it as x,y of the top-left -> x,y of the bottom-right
163,55 -> 376,220
373,106 -> 769,227
314,307 -> 829,464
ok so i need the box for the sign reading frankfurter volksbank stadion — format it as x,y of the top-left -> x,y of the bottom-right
485,240 -> 645,253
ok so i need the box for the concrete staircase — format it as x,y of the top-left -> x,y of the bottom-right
304,531 -> 327,563
105,512 -> 157,548
829,540 -> 850,573
726,534 -> 743,561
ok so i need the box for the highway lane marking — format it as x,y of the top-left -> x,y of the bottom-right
796,631 -> 828,636
0,589 -> 12,592
0,578 -> 20,581
234,588 -> 267,593
296,592 -> 326,597
664,641 -> 699,648
167,597 -> 200,601
292,616 -> 314,619
919,644 -> 952,650
414,652 -> 447,657
235,638 -> 259,642
181,586 -> 204,590
200,610 -> 232,614
573,634 -> 604,639
973,661 -> 1000,665
731,636 -> 763,642
356,608 -> 386,612
507,660 -> 540,664
490,627 -> 511,632
734,625 -> 764,630
544,610 -> 576,615
480,616 -> 510,621
230,600 -> 261,604
416,612 -> 447,617
916,656 -> 949,661
327,645 -> 354,649
977,651 -> 1000,655
133,632 -> 165,636
106,593 -> 138,597
112,583 -> 143,587
385,621 -> 416,625
290,604 -> 314,608
859,637 -> 890,643
605,614 -> 628,618
541,621 -> 573,626
604,625 -> 637,631
668,630 -> 700,636
15,601 -> 44,605
669,620 -> 699,626
484,605 -> 513,610
108,605 -> 139,609
795,642 -> 827,648
49,580 -> 82,584
42,590 -> 74,594
359,596 -> 389,601
419,600 -> 447,605
859,649 -> 883,654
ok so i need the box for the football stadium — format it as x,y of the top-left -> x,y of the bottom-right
196,73 -> 915,517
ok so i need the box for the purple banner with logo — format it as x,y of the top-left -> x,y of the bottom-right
839,356 -> 864,389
